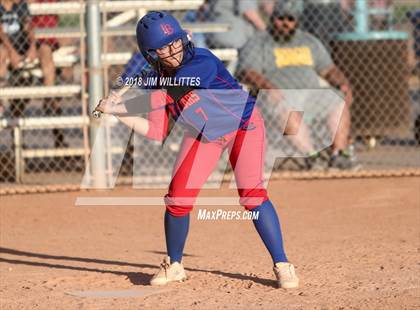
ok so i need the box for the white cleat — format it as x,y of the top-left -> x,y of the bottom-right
150,256 -> 187,286
273,262 -> 299,289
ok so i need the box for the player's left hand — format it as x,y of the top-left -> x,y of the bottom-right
95,91 -> 123,114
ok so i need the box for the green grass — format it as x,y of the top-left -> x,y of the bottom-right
393,4 -> 419,23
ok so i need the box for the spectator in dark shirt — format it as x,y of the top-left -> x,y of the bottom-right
0,0 -> 66,147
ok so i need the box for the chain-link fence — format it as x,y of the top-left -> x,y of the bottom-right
0,0 -> 419,189
0,0 -> 87,184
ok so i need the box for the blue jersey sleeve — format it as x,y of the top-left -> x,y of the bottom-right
176,56 -> 217,89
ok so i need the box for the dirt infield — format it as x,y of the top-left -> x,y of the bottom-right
0,177 -> 419,309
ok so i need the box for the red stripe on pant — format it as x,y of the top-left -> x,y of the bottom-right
165,108 -> 268,217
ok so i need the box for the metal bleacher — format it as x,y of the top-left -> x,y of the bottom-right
0,0 -> 238,183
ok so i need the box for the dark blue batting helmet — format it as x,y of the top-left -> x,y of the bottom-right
136,11 -> 193,69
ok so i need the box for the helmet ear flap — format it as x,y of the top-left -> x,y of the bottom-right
182,34 -> 190,46
182,34 -> 195,63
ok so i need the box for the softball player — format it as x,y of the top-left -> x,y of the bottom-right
97,11 -> 299,289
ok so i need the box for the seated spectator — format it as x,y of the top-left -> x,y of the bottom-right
237,0 -> 357,170
29,0 -> 67,147
207,0 -> 267,49
0,0 -> 35,119
0,0 -> 66,147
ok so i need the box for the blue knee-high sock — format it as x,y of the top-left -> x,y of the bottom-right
165,211 -> 190,263
252,200 -> 288,264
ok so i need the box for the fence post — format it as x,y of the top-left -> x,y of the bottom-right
87,0 -> 107,187
13,126 -> 22,183
355,0 -> 369,34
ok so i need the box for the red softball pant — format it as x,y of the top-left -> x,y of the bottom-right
165,108 -> 269,216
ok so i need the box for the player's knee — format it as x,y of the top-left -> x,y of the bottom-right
238,188 -> 268,210
164,194 -> 194,217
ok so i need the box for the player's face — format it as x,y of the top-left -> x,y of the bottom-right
156,39 -> 184,68
273,16 -> 297,37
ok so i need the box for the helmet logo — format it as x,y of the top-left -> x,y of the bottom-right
160,23 -> 174,35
